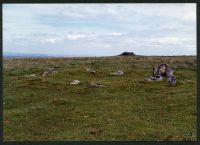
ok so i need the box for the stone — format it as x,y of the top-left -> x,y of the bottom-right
150,76 -> 157,80
144,78 -> 152,82
42,71 -> 48,77
90,83 -> 105,87
167,75 -> 176,86
86,68 -> 96,74
147,63 -> 176,85
70,80 -> 80,85
156,76 -> 163,81
90,70 -> 96,74
29,74 -> 36,77
111,70 -> 124,76
86,68 -> 90,72
47,67 -> 55,72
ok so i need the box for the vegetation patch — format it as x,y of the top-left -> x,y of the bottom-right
3,56 -> 197,141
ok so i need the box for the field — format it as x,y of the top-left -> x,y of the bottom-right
3,55 -> 197,141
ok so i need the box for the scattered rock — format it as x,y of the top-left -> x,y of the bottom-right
110,70 -> 124,76
167,75 -> 176,86
90,70 -> 96,74
28,74 -> 36,77
42,67 -> 58,77
145,76 -> 163,82
70,80 -> 80,85
150,76 -> 163,81
156,76 -> 163,81
42,71 -> 48,77
150,76 -> 157,80
144,78 -> 152,82
86,68 -> 96,74
47,67 -> 55,72
90,83 -> 105,87
119,52 -> 135,56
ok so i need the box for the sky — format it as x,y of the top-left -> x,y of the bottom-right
3,4 -> 196,56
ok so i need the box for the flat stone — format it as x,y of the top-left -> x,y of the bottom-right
42,71 -> 48,77
90,70 -> 96,74
29,74 -> 36,77
52,71 -> 58,73
47,67 -> 55,71
86,68 -> 90,72
70,80 -> 80,85
90,83 -> 105,87
144,78 -> 152,82
156,77 -> 163,81
111,70 -> 124,76
86,68 -> 96,74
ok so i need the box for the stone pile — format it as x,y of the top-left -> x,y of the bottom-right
145,63 -> 176,86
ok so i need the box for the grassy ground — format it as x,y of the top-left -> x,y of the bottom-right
3,55 -> 197,141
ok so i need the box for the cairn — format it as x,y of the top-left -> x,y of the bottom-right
145,63 -> 176,85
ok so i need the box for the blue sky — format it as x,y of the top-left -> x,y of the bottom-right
3,4 -> 196,56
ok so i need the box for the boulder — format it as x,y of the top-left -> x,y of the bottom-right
86,68 -> 96,74
47,67 -> 55,72
29,74 -> 36,77
42,71 -> 48,77
90,83 -> 105,87
70,80 -> 80,85
110,70 -> 124,76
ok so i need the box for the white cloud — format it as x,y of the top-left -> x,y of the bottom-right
110,32 -> 122,36
182,11 -> 196,22
61,4 -> 138,21
64,32 -> 122,41
149,37 -> 193,45
3,4 -> 196,56
42,38 -> 62,43
66,34 -> 86,40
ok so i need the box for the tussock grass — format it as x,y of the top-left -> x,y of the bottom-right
3,56 -> 197,141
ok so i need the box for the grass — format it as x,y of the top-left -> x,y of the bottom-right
3,55 -> 197,141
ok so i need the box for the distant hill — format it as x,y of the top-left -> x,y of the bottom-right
119,52 -> 136,56
3,52 -> 50,58
3,52 -> 98,58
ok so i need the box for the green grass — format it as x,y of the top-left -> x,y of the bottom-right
3,56 -> 197,141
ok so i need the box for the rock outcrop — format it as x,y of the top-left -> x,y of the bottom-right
119,52 -> 135,56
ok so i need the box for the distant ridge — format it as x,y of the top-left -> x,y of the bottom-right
3,52 -> 102,58
119,52 -> 136,56
3,52 -> 51,58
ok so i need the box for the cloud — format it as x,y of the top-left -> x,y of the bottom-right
182,12 -> 196,22
66,34 -> 86,40
64,32 -> 123,41
110,32 -> 123,36
61,4 -> 138,21
149,37 -> 193,45
3,4 -> 196,56
42,38 -> 62,43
